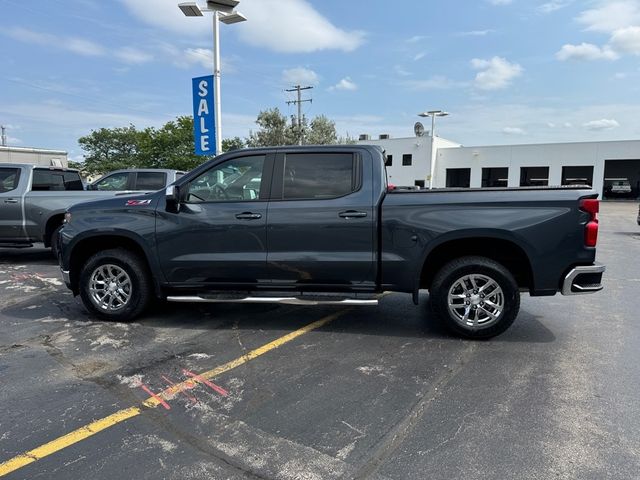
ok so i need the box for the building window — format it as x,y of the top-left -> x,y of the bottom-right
482,167 -> 508,188
562,166 -> 593,186
402,154 -> 412,166
385,155 -> 393,167
446,168 -> 471,188
520,167 -> 549,186
414,180 -> 425,188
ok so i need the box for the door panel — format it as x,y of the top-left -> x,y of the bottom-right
0,168 -> 24,241
156,154 -> 273,287
266,152 -> 376,288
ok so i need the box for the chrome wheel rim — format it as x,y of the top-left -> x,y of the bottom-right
89,264 -> 132,312
447,274 -> 504,328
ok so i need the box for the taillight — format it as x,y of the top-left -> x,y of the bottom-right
580,198 -> 599,247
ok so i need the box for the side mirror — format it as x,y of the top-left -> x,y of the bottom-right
165,185 -> 180,212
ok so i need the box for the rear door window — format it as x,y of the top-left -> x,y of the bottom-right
134,172 -> 167,190
0,168 -> 20,193
281,153 -> 357,200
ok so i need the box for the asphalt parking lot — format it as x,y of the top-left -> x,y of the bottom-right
0,202 -> 639,480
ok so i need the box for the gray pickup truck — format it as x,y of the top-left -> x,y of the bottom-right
0,164 -> 125,255
58,145 -> 605,338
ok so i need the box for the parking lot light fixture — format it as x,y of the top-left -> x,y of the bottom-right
178,1 -> 247,155
418,110 -> 450,189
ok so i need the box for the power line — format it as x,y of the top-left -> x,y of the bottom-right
285,85 -> 312,145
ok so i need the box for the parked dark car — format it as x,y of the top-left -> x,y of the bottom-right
58,145 -> 605,338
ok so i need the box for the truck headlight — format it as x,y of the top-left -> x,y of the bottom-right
64,212 -> 72,224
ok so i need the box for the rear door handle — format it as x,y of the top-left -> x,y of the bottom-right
235,212 -> 262,220
3,198 -> 18,204
339,210 -> 367,219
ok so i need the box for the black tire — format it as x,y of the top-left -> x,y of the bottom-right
429,256 -> 520,339
79,248 -> 152,322
50,225 -> 63,259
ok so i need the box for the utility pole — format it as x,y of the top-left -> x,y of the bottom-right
1,125 -> 6,147
286,85 -> 313,145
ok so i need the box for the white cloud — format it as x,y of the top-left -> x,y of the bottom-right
394,65 -> 412,77
538,1 -> 572,14
413,52 -> 427,61
282,67 -> 320,86
407,35 -> 428,43
329,77 -> 357,91
3,27 -> 106,56
121,0 -> 365,53
556,43 -> 619,61
576,1 -> 640,33
457,29 -> 495,37
502,127 -> 526,135
114,47 -> 153,64
236,0 -> 365,53
182,48 -> 213,69
119,0 -> 210,36
583,118 -> 620,130
471,57 -> 523,90
403,76 -> 467,90
487,0 -> 512,5
610,26 -> 640,55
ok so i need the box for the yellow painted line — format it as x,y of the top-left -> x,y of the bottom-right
0,311 -> 345,477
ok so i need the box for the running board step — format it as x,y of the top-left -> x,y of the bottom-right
166,296 -> 379,306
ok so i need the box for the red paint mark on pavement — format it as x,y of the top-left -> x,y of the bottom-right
138,383 -> 170,410
183,368 -> 228,397
162,375 -> 198,404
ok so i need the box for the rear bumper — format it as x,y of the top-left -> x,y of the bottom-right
561,263 -> 605,295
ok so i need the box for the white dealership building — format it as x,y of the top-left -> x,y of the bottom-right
0,145 -> 68,167
359,130 -> 640,200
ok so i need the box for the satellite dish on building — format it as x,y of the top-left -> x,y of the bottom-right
414,122 -> 425,137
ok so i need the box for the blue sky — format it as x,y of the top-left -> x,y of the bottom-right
2,0 -> 640,161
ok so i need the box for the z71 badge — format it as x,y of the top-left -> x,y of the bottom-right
126,199 -> 152,206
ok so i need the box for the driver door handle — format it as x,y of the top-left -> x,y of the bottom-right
4,198 -> 18,204
339,210 -> 367,219
235,212 -> 262,220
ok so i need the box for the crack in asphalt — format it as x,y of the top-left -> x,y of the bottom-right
352,342 -> 479,479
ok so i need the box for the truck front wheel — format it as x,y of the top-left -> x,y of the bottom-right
79,248 -> 151,322
430,256 -> 520,339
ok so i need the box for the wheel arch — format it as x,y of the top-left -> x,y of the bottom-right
67,231 -> 161,296
417,232 -> 534,294
43,212 -> 66,247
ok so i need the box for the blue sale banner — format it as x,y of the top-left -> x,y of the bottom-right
192,75 -> 216,156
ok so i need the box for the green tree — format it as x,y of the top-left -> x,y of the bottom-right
246,108 -> 297,147
306,115 -> 338,145
138,116 -> 203,171
78,125 -> 142,174
246,108 -> 343,147
222,136 -> 245,152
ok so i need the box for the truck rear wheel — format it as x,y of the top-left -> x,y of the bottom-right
430,256 -> 520,339
79,248 -> 151,322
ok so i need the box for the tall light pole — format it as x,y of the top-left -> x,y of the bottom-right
179,1 -> 247,155
418,110 -> 449,189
